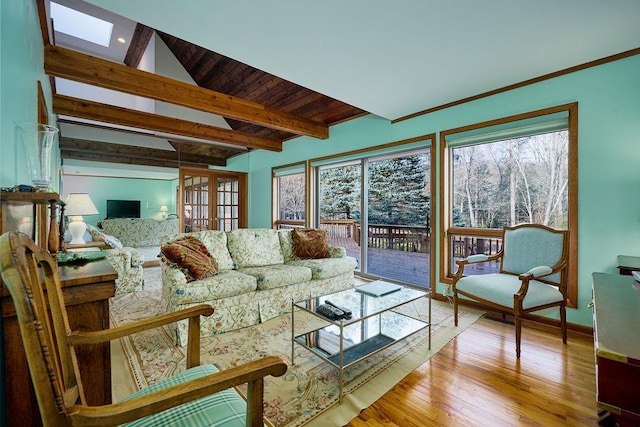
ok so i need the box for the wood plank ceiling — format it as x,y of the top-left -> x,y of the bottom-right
54,21 -> 367,170
157,31 -> 367,143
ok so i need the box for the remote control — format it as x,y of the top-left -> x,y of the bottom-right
316,304 -> 344,320
324,300 -> 352,317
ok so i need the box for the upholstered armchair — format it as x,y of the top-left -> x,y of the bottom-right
106,247 -> 145,293
452,223 -> 569,358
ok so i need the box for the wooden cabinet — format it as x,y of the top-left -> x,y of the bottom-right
592,272 -> 640,426
0,259 -> 116,427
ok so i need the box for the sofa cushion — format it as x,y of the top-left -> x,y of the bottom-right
162,231 -> 236,271
165,269 -> 257,305
227,228 -> 284,268
238,264 -> 312,290
161,237 -> 218,282
292,228 -> 330,259
287,256 -> 358,280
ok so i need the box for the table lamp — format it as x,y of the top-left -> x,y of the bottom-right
65,193 -> 99,244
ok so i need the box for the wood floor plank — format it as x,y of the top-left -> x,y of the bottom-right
345,315 -> 597,426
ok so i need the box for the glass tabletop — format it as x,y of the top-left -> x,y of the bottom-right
295,285 -> 428,325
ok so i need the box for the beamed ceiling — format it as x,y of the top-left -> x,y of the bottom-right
45,6 -> 367,172
47,0 -> 640,176
157,31 -> 367,142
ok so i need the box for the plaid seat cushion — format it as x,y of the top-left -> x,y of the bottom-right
121,364 -> 253,427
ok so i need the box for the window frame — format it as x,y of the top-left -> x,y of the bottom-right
272,161 -> 309,229
439,103 -> 579,307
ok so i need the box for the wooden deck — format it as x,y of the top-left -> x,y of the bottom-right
331,237 -> 499,287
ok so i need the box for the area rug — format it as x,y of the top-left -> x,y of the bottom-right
111,267 -> 483,426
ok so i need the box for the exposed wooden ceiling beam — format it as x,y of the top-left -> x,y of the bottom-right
124,24 -> 154,68
58,118 -> 248,156
53,94 -> 282,152
60,137 -> 226,168
45,45 -> 329,139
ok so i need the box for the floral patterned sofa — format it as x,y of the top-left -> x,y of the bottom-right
76,224 -> 145,294
105,248 -> 145,293
100,218 -> 179,266
160,228 -> 358,345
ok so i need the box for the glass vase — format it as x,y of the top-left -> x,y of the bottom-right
18,122 -> 59,189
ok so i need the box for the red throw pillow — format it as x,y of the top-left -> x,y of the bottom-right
161,236 -> 218,282
292,228 -> 330,259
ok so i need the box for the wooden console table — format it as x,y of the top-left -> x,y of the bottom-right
0,259 -> 117,427
592,272 -> 640,426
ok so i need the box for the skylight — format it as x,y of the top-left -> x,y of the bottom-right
50,2 -> 113,47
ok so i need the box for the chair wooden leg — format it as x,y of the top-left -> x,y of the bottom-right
453,292 -> 459,326
515,316 -> 521,358
560,306 -> 567,344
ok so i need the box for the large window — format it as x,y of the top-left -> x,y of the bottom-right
312,137 -> 434,289
273,162 -> 307,229
440,103 -> 578,306
272,137 -> 435,288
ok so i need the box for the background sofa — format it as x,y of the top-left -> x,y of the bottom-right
100,218 -> 179,266
161,228 -> 358,345
64,224 -> 145,294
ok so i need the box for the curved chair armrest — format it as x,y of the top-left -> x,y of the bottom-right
68,304 -> 214,345
453,251 -> 503,281
69,355 -> 288,426
455,251 -> 502,267
519,265 -> 553,280
105,248 -> 132,273
466,254 -> 489,263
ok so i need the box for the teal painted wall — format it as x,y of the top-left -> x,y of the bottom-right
1,0 -> 59,189
242,54 -> 640,327
4,2 -> 639,328
63,175 -> 176,226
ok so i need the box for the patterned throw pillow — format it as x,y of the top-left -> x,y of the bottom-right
160,236 -> 218,282
292,228 -> 330,259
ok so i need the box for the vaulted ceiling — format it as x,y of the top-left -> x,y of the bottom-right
48,0 -> 367,177
157,31 -> 367,142
47,0 -> 640,178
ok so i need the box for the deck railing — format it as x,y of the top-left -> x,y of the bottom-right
451,235 -> 502,258
367,224 -> 429,253
275,220 -> 429,253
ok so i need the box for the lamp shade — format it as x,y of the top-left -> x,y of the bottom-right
64,193 -> 98,216
64,193 -> 98,245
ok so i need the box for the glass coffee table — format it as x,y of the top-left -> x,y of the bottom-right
291,282 -> 431,402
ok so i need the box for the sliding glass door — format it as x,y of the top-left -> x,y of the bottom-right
318,161 -> 362,266
365,152 -> 430,287
316,149 -> 431,288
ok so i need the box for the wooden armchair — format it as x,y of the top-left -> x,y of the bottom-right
0,231 -> 287,427
452,224 -> 569,358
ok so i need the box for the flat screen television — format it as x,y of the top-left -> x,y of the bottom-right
106,200 -> 141,219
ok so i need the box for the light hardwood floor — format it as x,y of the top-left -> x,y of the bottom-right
112,312 -> 598,426
346,315 -> 598,427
